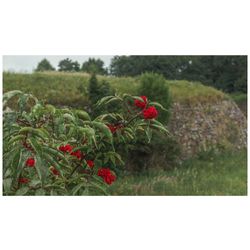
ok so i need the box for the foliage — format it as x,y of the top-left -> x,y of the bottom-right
58,58 -> 80,72
3,90 -> 169,195
125,132 -> 181,174
35,58 -> 55,72
138,72 -> 171,123
87,74 -> 114,117
108,149 -> 247,195
81,58 -> 107,75
110,56 -> 247,93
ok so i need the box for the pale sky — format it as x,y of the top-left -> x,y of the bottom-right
3,55 -> 113,73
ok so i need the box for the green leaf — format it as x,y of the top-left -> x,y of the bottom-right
63,113 -> 75,122
8,135 -> 26,146
89,181 -> 108,195
78,127 -> 95,137
3,90 -> 23,108
148,101 -> 168,111
95,96 -> 114,107
71,183 -> 85,195
75,110 -> 91,121
15,187 -> 29,196
92,121 -> 113,140
12,148 -> 24,182
3,178 -> 12,193
35,155 -> 48,185
35,189 -> 46,196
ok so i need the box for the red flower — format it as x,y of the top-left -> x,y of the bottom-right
97,168 -> 116,185
86,160 -> 94,168
107,124 -> 123,134
25,157 -> 35,167
18,177 -> 29,184
107,124 -> 117,133
64,144 -> 73,152
134,96 -> 147,109
143,106 -> 158,119
59,144 -> 73,153
70,150 -> 83,160
51,167 -> 60,176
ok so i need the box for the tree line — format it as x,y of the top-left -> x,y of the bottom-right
35,56 -> 247,93
35,57 -> 108,75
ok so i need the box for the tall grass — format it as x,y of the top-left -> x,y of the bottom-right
108,149 -> 247,195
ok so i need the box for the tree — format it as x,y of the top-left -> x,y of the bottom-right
110,56 -> 247,93
35,58 -> 55,72
58,58 -> 80,72
88,73 -> 99,105
81,58 -> 107,75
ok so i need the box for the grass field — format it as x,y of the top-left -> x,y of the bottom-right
3,71 -> 228,106
108,150 -> 247,195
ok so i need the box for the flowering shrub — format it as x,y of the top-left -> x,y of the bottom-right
3,91 -> 169,195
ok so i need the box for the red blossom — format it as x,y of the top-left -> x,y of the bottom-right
86,160 -> 95,168
70,150 -> 83,160
97,168 -> 116,185
107,124 -> 123,134
18,177 -> 30,184
134,96 -> 147,109
25,157 -> 35,167
59,144 -> 73,153
143,106 -> 158,119
51,167 -> 60,176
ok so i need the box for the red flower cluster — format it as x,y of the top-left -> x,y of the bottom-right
86,160 -> 95,169
25,157 -> 35,167
59,144 -> 73,153
71,150 -> 83,160
107,124 -> 123,134
59,144 -> 84,160
51,166 -> 60,176
19,177 -> 29,184
97,168 -> 116,185
143,106 -> 158,119
134,96 -> 148,109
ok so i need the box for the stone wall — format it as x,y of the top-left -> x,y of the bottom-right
168,100 -> 247,159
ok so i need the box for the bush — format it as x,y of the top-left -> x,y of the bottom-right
138,72 -> 171,124
88,74 -> 115,117
3,90 -> 168,195
125,132 -> 181,174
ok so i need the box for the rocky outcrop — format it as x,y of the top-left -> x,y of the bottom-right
168,100 -> 247,159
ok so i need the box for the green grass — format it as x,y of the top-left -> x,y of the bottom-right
107,149 -> 247,195
3,71 -> 227,106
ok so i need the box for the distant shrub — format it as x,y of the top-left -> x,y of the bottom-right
87,74 -> 115,117
138,72 -> 171,124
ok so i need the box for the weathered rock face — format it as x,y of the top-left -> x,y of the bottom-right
168,100 -> 247,159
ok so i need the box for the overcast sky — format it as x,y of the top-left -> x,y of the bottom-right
3,55 -> 113,72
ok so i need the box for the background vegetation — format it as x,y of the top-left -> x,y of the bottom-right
3,55 -> 247,195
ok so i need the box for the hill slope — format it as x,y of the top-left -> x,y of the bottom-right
3,71 -> 227,107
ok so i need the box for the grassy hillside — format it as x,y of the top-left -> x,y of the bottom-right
3,71 -> 227,107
